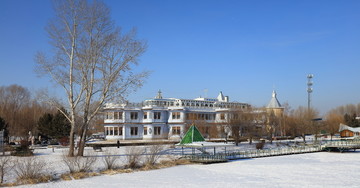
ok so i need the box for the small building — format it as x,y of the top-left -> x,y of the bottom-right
339,123 -> 360,138
266,90 -> 284,117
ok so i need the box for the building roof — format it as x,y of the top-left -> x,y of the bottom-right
339,123 -> 360,132
177,125 -> 233,147
179,125 -> 205,145
217,91 -> 225,101
266,90 -> 282,109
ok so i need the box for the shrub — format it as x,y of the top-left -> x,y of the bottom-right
144,145 -> 164,166
14,157 -> 48,184
256,140 -> 265,150
103,151 -> 119,170
11,140 -> 33,156
124,146 -> 143,169
62,155 -> 97,173
0,156 -> 13,183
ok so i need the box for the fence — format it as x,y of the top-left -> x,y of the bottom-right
183,139 -> 360,163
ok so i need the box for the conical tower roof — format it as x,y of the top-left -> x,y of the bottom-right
179,125 -> 205,145
267,90 -> 282,109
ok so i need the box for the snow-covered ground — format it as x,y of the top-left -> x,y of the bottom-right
19,151 -> 360,188
12,142 -> 360,188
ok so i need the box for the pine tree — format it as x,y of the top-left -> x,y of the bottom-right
0,117 -> 9,143
37,110 -> 70,140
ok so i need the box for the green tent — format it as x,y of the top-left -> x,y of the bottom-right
179,125 -> 205,145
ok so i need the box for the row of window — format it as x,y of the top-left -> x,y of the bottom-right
105,126 -> 182,136
186,113 -> 216,120
106,111 -> 229,121
106,112 -> 123,120
144,100 -> 248,109
106,112 -> 162,120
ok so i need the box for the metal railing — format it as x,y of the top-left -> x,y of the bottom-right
182,140 -> 360,163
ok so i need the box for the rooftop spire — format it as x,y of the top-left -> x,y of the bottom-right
217,91 -> 225,102
272,90 -> 277,98
155,89 -> 163,99
267,90 -> 282,108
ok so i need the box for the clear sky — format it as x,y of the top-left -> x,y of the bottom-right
1,0 -> 360,115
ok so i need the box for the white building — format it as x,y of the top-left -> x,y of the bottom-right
103,91 -> 250,140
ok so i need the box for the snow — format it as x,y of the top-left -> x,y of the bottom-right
13,144 -> 360,188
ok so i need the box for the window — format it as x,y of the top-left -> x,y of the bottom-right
131,127 -> 138,136
114,129 -> 118,135
233,113 -> 239,120
154,112 -> 161,119
113,112 -> 123,120
130,112 -> 138,120
110,128 -> 113,135
172,112 -> 181,119
220,113 -> 225,120
144,127 -> 148,135
106,112 -> 113,119
154,127 -> 161,135
118,127 -> 123,135
143,112 -> 148,119
105,127 -> 109,135
172,127 -> 181,135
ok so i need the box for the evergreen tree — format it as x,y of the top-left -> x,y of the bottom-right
37,110 -> 70,140
37,113 -> 53,140
0,116 -> 9,143
343,113 -> 360,127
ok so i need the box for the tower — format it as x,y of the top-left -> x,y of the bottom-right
266,90 -> 284,117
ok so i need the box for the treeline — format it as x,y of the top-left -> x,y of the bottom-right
0,85 -> 70,144
187,103 -> 360,144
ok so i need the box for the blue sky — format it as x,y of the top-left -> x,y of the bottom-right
1,0 -> 360,115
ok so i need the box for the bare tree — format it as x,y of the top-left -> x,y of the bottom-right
36,0 -> 148,156
325,112 -> 344,140
0,85 -> 30,138
288,106 -> 319,142
266,110 -> 279,144
228,108 -> 256,145
0,85 -> 53,141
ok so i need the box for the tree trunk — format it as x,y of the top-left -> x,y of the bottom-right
302,134 -> 306,143
77,122 -> 89,156
68,121 -> 75,157
67,108 -> 77,157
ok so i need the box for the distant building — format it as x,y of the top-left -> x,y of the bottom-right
339,123 -> 360,138
266,90 -> 284,117
265,90 -> 284,137
102,91 -> 250,140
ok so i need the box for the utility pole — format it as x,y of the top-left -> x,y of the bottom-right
307,74 -> 313,112
307,74 -> 316,142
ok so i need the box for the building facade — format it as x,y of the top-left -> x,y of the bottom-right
103,91 -> 250,140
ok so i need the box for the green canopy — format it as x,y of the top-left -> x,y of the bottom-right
179,125 -> 205,145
